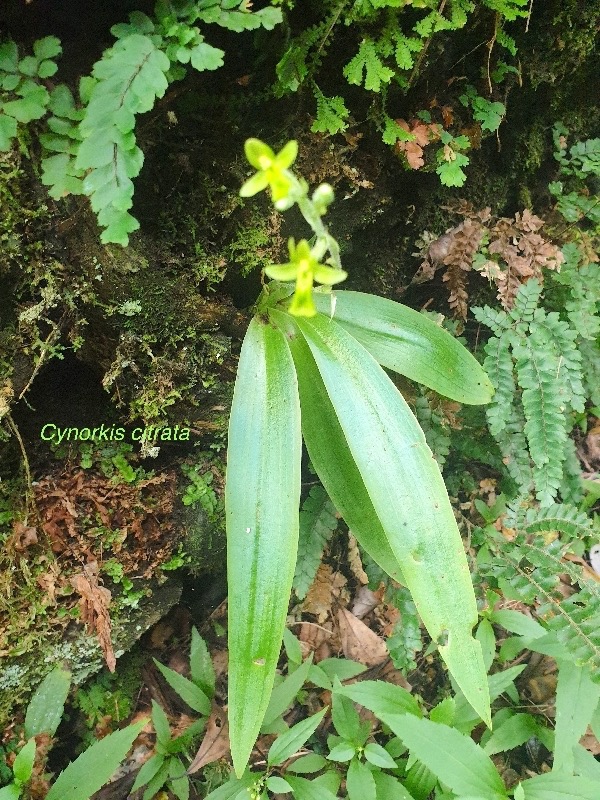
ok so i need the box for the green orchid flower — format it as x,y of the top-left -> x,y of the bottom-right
265,238 -> 347,317
240,138 -> 299,210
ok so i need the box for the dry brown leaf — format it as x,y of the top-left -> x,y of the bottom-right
347,534 -> 368,587
187,702 -> 229,774
71,561 -> 116,672
302,564 -> 346,623
296,622 -> 333,657
337,608 -> 388,667
351,586 -> 379,620
12,521 -> 38,551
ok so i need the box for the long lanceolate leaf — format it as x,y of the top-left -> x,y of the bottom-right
225,316 -> 302,776
270,309 -> 404,584
291,311 -> 491,726
313,291 -> 494,404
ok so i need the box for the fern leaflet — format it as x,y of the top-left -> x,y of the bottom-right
293,486 -> 338,600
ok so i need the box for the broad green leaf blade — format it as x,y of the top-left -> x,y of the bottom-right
520,773 -> 600,799
0,785 -> 20,800
384,715 -> 507,798
553,660 -> 600,774
267,708 -> 327,766
153,659 -> 211,716
483,713 -> 543,756
295,312 -> 490,726
313,291 -> 493,404
226,316 -> 302,776
25,666 -> 71,738
12,739 -> 36,785
372,771 -> 416,800
285,775 -> 338,800
270,309 -> 405,584
46,719 -> 147,800
346,757 -> 377,800
334,679 -> 421,719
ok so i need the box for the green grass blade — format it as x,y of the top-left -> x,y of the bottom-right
225,315 -> 302,776
295,312 -> 491,726
313,290 -> 493,404
270,308 -> 404,584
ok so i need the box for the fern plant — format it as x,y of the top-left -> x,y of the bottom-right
472,279 -> 587,505
5,1 -> 283,245
272,0 -> 525,185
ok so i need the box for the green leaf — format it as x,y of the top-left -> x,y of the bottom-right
334,679 -> 421,719
190,628 -> 215,698
483,713 -> 543,756
131,754 -> 165,792
33,36 -> 62,61
3,88 -> 48,122
472,98 -> 505,132
311,87 -> 349,135
553,661 -> 600,774
0,41 -> 18,72
384,715 -> 507,798
372,771 -> 416,800
46,719 -> 147,800
327,741 -> 356,761
346,757 -> 376,800
286,753 -> 328,773
437,152 -> 470,186
25,667 -> 71,738
266,776 -> 292,793
343,39 -> 395,92
169,756 -> 189,800
332,693 -> 363,744
267,708 -> 327,766
203,772 -> 254,800
189,42 -> 225,71
364,742 -> 397,769
273,311 -> 405,585
520,773 -> 600,799
226,316 -> 302,776
12,739 -> 36,786
317,658 -> 366,683
151,700 -> 172,748
283,628 -> 303,665
285,775 -> 338,800
312,291 -> 493,405
153,659 -> 211,716
0,785 -> 20,800
0,114 -> 18,150
262,656 -> 313,727
294,313 -> 491,726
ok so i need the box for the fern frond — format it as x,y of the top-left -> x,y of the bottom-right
513,329 -> 567,505
509,278 -> 542,323
413,392 -> 451,470
293,485 -> 338,600
520,502 -> 593,540
534,310 -> 585,413
559,437 -> 584,506
480,330 -> 516,437
580,338 -> 600,408
311,85 -> 349,135
495,412 -> 533,493
75,34 -> 170,245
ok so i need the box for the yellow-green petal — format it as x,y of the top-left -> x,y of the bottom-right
265,263 -> 298,281
313,265 -> 347,285
240,171 -> 269,197
244,138 -> 274,170
275,140 -> 298,170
